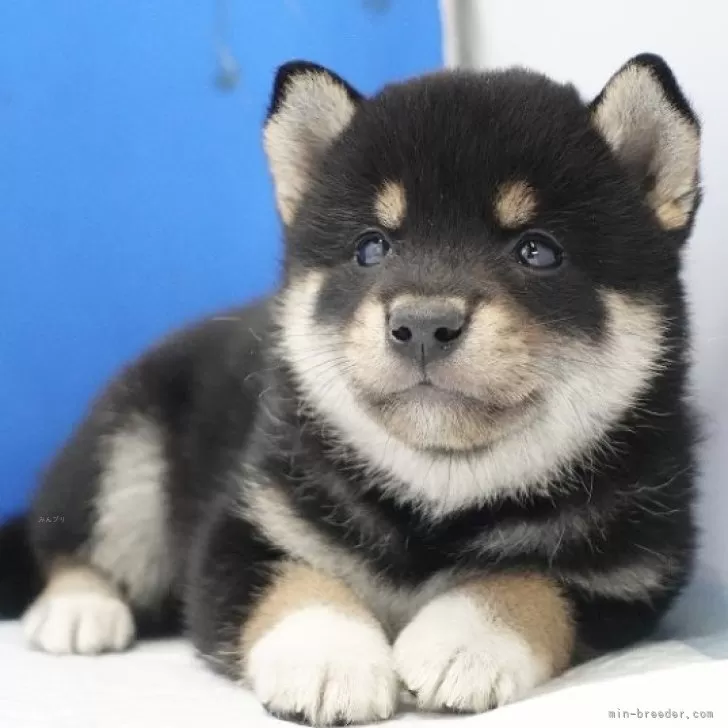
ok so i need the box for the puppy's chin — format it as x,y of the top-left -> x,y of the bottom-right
359,383 -> 540,452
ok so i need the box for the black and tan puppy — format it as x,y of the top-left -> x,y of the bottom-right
0,54 -> 701,725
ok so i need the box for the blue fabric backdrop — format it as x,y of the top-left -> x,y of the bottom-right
0,1 -> 443,517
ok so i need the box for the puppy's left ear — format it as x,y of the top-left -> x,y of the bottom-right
264,61 -> 363,225
591,54 -> 701,231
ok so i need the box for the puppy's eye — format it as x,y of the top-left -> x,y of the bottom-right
515,232 -> 563,270
355,232 -> 391,267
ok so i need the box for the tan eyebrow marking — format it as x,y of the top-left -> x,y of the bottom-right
495,180 -> 538,229
374,180 -> 407,229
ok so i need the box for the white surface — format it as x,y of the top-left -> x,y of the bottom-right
441,0 -> 728,638
0,623 -> 726,727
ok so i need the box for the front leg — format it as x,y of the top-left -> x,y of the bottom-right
186,503 -> 398,726
393,572 -> 574,713
243,562 -> 398,725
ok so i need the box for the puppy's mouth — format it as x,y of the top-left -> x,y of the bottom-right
345,354 -> 543,450
368,378 -> 538,418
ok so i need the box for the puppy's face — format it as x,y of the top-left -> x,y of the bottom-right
266,57 -> 700,454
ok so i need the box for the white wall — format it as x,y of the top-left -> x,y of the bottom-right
442,0 -> 728,635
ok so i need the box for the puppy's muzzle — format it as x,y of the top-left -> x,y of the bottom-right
388,299 -> 467,367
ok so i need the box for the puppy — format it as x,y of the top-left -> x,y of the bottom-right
0,54 -> 701,725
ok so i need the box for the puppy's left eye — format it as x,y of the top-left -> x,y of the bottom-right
515,232 -> 564,270
355,232 -> 391,267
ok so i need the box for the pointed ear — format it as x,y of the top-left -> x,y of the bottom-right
263,61 -> 363,225
590,54 -> 701,231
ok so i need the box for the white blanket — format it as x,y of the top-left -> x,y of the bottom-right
1,622 -> 725,727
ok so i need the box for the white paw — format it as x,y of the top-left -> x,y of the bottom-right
246,606 -> 398,726
393,592 -> 549,713
22,592 -> 135,655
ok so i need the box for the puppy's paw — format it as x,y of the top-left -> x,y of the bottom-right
22,592 -> 135,655
393,592 -> 550,713
246,606 -> 398,726
21,566 -> 135,655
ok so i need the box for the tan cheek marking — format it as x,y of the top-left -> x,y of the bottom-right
495,181 -> 538,229
463,572 -> 575,675
241,562 -> 378,658
468,300 -> 526,356
344,296 -> 398,395
345,296 -> 387,358
374,180 -> 406,229
454,299 -> 541,400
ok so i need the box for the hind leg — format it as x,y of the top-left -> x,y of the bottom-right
24,407 -> 173,655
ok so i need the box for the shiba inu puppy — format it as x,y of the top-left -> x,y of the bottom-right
0,53 -> 701,725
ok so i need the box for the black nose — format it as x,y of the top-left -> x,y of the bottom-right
388,300 -> 467,365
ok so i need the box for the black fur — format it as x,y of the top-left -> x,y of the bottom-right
0,514 -> 42,619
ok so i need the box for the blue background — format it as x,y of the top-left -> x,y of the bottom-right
0,1 -> 442,518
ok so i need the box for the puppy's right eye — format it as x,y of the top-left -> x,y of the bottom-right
515,231 -> 564,271
355,232 -> 391,267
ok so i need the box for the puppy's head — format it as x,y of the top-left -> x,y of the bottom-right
265,56 -> 700,456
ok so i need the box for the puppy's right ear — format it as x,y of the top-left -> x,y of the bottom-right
264,61 -> 363,225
